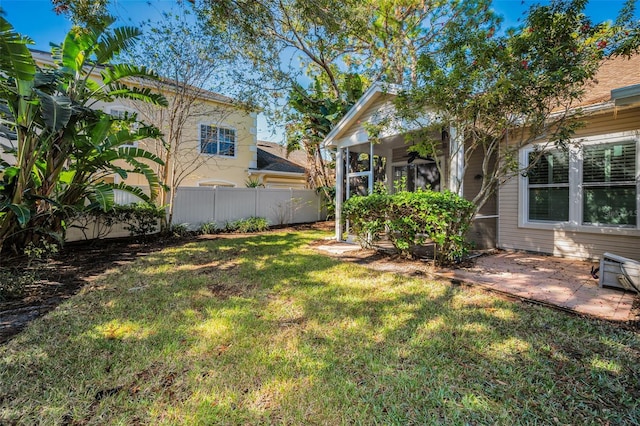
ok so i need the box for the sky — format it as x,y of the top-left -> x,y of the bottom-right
0,0 -> 635,142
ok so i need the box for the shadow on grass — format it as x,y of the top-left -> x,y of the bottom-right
1,230 -> 639,424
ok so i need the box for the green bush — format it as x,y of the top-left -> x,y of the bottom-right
170,223 -> 193,237
224,217 -> 270,233
0,268 -> 37,300
341,193 -> 389,248
199,221 -> 218,235
343,190 -> 476,265
78,203 -> 165,239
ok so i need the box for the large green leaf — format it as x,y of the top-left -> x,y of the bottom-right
7,203 -> 31,226
94,26 -> 142,64
106,83 -> 168,106
101,63 -> 159,85
0,16 -> 36,82
126,158 -> 161,200
34,89 -> 72,132
88,182 -> 114,211
109,182 -> 153,204
118,146 -> 165,165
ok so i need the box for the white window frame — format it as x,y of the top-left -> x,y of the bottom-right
519,130 -> 640,236
109,106 -> 138,148
198,123 -> 237,158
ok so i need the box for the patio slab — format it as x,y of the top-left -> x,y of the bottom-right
314,241 -> 638,322
443,251 -> 637,322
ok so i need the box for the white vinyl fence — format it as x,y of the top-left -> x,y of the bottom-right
171,187 -> 325,228
66,187 -> 326,242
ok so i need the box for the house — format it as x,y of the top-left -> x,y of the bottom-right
323,55 -> 640,261
30,49 -> 260,191
248,141 -> 309,188
499,55 -> 640,260
322,82 -> 497,249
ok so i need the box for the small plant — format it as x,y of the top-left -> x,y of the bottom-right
245,177 -> 264,188
23,239 -> 59,266
232,217 -> 270,233
170,223 -> 192,237
199,221 -> 218,235
0,268 -> 37,301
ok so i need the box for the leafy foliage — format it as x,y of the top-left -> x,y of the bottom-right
226,217 -> 270,233
343,190 -> 476,264
396,0 -> 640,214
0,17 -> 167,253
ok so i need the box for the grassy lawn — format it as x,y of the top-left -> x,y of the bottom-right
1,228 -> 639,424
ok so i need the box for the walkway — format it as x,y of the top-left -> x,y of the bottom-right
314,241 -> 637,322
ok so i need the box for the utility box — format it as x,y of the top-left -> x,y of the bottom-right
600,253 -> 640,293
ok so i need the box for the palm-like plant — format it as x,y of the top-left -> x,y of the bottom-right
0,17 -> 168,253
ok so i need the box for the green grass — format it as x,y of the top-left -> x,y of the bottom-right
1,229 -> 639,424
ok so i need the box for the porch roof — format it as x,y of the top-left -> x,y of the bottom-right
322,82 -> 401,148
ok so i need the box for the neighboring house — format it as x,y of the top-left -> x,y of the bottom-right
30,50 -> 259,190
248,141 -> 309,189
323,82 -> 497,249
323,55 -> 640,260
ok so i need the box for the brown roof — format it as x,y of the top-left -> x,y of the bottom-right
256,141 -> 310,169
577,55 -> 640,107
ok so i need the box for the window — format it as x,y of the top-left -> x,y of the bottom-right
521,132 -> 639,231
526,150 -> 569,222
392,162 -> 441,192
582,142 -> 637,226
200,124 -> 236,157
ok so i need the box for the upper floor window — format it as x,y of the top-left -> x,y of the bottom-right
200,124 -> 236,157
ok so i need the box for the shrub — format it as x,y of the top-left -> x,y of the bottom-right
73,203 -> 165,239
199,221 -> 218,235
343,190 -> 476,265
342,193 -> 389,248
234,217 -> 270,233
0,268 -> 37,300
170,223 -> 192,237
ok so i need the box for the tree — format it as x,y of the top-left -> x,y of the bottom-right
200,0 -> 496,189
285,73 -> 365,190
51,0 -> 111,27
0,17 -> 167,254
118,5 -> 244,228
396,0 -> 627,215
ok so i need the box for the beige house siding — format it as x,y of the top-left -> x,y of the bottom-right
101,97 -> 257,189
498,107 -> 640,260
338,96 -> 393,145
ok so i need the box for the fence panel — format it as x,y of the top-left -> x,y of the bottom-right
65,187 -> 326,242
171,187 -> 216,225
256,189 -> 296,225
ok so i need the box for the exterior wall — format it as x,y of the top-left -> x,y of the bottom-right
99,98 -> 257,189
498,107 -> 640,260
339,96 -> 393,145
261,175 -> 307,189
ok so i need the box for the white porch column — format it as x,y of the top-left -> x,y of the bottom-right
449,125 -> 464,196
335,146 -> 344,241
368,141 -> 374,194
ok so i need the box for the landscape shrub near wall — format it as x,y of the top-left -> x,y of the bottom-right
343,190 -> 476,265
72,203 -> 165,240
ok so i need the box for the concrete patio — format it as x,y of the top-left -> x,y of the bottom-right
314,241 -> 638,322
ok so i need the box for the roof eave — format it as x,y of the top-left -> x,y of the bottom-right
322,82 -> 401,148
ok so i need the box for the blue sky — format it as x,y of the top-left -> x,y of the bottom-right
0,0 -> 635,142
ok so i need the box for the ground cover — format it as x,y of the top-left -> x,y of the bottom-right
1,227 -> 639,424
